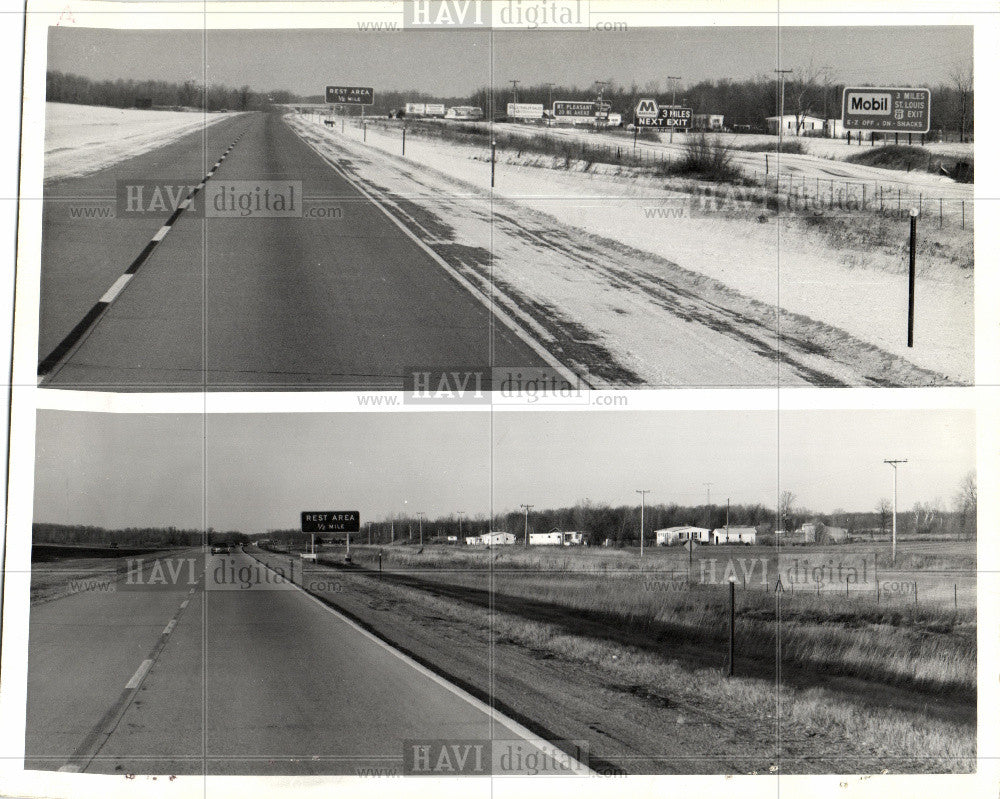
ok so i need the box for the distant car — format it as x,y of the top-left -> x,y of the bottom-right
210,545 -> 230,555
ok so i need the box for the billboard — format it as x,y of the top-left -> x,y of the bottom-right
507,102 -> 545,119
553,100 -> 595,117
424,103 -> 446,116
637,106 -> 692,128
405,102 -> 427,116
842,87 -> 930,133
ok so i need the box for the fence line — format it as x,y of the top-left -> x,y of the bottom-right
317,114 -> 971,229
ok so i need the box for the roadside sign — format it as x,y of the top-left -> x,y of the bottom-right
635,98 -> 659,119
507,102 -> 544,119
301,511 -> 361,533
594,101 -> 611,120
636,106 -> 692,128
325,86 -> 375,105
405,102 -> 427,116
553,100 -> 595,117
842,87 -> 930,133
424,103 -> 446,116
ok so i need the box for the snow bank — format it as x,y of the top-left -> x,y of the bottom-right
45,102 -> 232,182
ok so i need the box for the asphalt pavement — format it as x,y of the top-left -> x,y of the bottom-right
26,549 -> 566,775
39,112 -> 550,391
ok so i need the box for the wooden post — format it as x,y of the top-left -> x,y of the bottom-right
908,209 -> 918,347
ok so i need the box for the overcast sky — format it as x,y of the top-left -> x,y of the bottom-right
47,25 -> 972,97
33,409 -> 975,534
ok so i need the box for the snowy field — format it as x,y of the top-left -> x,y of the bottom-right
292,113 -> 972,385
44,102 -> 232,182
497,122 -> 975,202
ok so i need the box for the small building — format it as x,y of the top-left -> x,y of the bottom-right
693,113 -> 724,131
821,526 -> 849,543
795,523 -> 819,543
765,114 -> 824,136
446,535 -> 458,543
655,526 -> 711,546
711,527 -> 757,545
530,530 -> 585,546
466,532 -> 515,546
824,118 -> 847,138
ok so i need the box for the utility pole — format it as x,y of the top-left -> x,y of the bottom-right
520,504 -> 534,546
666,76 -> 682,107
703,483 -> 713,531
417,512 -> 426,546
884,460 -> 907,566
636,490 -> 650,557
509,79 -> 520,106
666,77 -> 681,142
594,80 -> 609,103
544,82 -> 556,109
774,69 -> 793,147
726,498 -> 730,533
457,511 -> 465,539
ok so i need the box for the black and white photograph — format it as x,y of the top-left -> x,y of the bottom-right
0,1 -> 996,798
30,11 -> 974,390
19,407 -> 978,775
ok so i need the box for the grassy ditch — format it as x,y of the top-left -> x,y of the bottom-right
249,545 -> 975,771
737,139 -> 808,154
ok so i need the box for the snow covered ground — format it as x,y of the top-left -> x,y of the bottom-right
289,112 -> 971,386
44,102 -> 232,182
498,122 -> 975,203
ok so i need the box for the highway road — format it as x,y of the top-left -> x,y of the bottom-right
39,112 -> 553,391
26,549 -> 570,776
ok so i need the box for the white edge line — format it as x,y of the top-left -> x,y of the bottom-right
151,224 -> 171,242
56,764 -> 81,773
180,599 -> 189,609
163,620 -> 177,635
124,658 -> 153,690
251,553 -> 595,776
288,121 -> 589,389
98,274 -> 133,304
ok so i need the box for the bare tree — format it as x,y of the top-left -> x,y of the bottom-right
950,62 -> 973,143
778,490 -> 796,533
788,59 -> 827,136
877,497 -> 892,537
953,471 -> 977,536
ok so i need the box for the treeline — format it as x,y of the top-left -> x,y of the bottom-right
325,76 -> 971,138
32,522 -> 250,547
46,70 -> 296,112
265,498 -> 973,548
54,67 -> 974,139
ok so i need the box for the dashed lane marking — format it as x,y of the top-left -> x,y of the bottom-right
37,130 -> 249,381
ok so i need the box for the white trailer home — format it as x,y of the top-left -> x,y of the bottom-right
711,527 -> 757,545
468,532 -> 517,546
655,526 -> 711,546
529,530 -> 585,546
